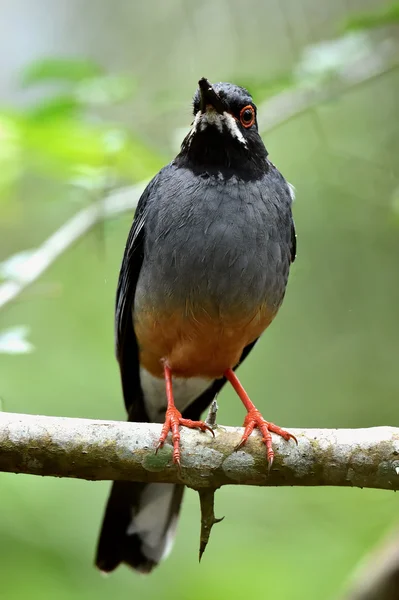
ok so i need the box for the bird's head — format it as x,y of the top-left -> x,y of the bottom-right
176,78 -> 269,180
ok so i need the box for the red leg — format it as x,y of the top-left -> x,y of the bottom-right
156,364 -> 214,467
224,368 -> 297,468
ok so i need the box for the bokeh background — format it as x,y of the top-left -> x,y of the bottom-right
0,1 -> 398,599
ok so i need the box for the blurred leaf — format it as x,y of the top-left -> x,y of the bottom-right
20,57 -> 103,86
344,1 -> 399,31
69,166 -> 117,192
74,75 -> 136,106
0,59 -> 157,198
101,128 -> 129,154
0,326 -> 34,354
27,95 -> 82,121
116,134 -> 165,181
294,32 -> 373,87
238,74 -> 294,102
20,117 -> 110,170
18,116 -> 163,182
0,115 -> 22,197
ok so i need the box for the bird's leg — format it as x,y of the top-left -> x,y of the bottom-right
224,368 -> 297,469
156,364 -> 215,467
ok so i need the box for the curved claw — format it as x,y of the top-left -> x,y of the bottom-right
174,456 -> 181,474
234,440 -> 244,452
156,410 -> 215,466
205,424 -> 216,437
237,411 -> 296,468
155,440 -> 164,454
179,418 -> 215,437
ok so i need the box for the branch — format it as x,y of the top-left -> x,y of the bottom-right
0,412 -> 398,490
340,527 -> 399,600
256,49 -> 399,134
0,183 -> 147,310
198,488 -> 224,560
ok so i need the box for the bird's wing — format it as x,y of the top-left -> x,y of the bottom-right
291,221 -> 297,264
115,177 -> 156,418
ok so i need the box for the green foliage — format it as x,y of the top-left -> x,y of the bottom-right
0,58 -> 163,203
21,57 -> 103,85
344,1 -> 399,31
238,74 -> 294,102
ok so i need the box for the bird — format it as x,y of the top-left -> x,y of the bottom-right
95,77 -> 297,574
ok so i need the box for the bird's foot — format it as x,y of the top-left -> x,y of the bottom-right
224,368 -> 297,469
156,405 -> 214,467
236,408 -> 297,469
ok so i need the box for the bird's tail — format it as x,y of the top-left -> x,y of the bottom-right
95,481 -> 184,573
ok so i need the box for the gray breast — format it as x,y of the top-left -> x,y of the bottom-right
135,165 -> 293,319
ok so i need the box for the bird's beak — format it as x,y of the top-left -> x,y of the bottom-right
198,78 -> 227,114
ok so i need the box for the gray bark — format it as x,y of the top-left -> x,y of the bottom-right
0,412 -> 398,490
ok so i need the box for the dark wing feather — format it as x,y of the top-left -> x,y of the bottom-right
290,221 -> 297,264
115,179 -> 155,416
97,177 -> 190,575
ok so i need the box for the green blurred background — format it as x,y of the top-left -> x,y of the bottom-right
0,1 -> 398,599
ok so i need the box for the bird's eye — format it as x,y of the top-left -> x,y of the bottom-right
239,105 -> 255,128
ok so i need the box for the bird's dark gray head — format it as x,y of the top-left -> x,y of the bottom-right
175,78 -> 269,180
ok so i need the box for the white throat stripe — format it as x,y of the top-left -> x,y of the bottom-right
188,110 -> 247,147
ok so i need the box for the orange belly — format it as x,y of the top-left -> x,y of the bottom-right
134,304 -> 276,379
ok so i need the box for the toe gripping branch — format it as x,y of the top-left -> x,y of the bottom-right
224,368 -> 297,469
154,365 -> 296,561
155,364 -> 214,467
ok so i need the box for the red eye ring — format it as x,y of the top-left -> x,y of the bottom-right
239,105 -> 255,128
